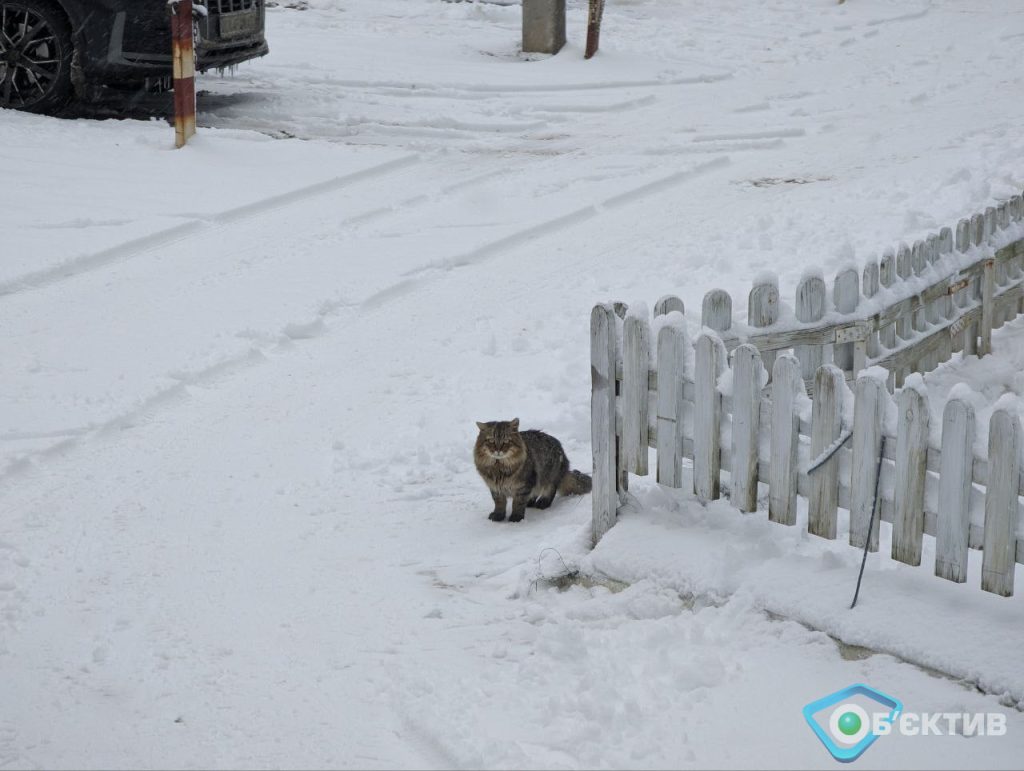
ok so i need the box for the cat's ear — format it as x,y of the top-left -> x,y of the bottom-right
476,421 -> 487,431
510,418 -> 520,431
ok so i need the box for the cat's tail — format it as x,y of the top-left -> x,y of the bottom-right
559,469 -> 593,496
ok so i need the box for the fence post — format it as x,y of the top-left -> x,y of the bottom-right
808,365 -> 844,539
622,310 -> 651,476
891,387 -> 929,566
850,375 -> 888,551
731,344 -> 764,513
748,278 -> 779,377
656,321 -> 688,488
795,274 -> 827,382
693,334 -> 726,503
171,0 -> 197,149
769,354 -> 802,525
591,304 -> 618,545
935,396 -> 975,583
522,0 -> 566,55
979,257 -> 995,356
982,409 -> 1022,597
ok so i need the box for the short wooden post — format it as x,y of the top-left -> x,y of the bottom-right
522,0 -> 566,54
849,376 -> 887,552
879,250 -> 897,373
591,304 -> 618,545
935,230 -> 955,366
832,268 -> 860,373
748,278 -> 779,377
894,243 -> 913,386
982,409 -> 1022,596
701,289 -> 732,335
584,0 -> 605,59
692,334 -> 726,502
891,387 -> 929,566
795,274 -> 827,382
731,344 -> 764,513
622,311 -> 651,476
769,354 -> 802,526
808,365 -> 845,540
656,322 -> 688,488
935,397 -> 976,583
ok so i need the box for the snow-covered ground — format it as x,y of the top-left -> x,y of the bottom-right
2,0 -> 1024,767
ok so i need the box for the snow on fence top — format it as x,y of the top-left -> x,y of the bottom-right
590,192 -> 1024,598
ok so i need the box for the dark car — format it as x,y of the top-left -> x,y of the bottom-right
0,0 -> 268,113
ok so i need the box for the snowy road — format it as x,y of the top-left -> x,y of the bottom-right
3,0 -> 1024,768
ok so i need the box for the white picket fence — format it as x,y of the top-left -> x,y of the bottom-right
590,194 -> 1024,597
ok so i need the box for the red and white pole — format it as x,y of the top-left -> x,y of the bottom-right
171,0 -> 197,148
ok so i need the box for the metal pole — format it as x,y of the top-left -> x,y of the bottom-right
171,0 -> 197,148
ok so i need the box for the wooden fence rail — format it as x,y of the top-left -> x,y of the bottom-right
590,194 -> 1024,598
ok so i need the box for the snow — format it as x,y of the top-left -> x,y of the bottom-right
3,0 -> 1024,768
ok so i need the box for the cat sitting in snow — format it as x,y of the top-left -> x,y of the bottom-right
474,419 -> 592,522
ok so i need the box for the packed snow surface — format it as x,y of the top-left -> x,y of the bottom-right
2,0 -> 1024,768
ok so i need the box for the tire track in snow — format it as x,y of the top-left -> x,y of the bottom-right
0,157 -> 730,485
0,154 -> 420,300
362,155 -> 732,309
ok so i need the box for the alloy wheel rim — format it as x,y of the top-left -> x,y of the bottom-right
0,5 -> 62,108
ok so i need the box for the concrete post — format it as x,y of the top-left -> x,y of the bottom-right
522,0 -> 566,55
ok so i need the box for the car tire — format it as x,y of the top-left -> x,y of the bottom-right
0,0 -> 74,114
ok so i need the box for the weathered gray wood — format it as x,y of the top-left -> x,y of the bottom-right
832,268 -> 860,373
654,295 -> 685,318
982,409 -> 1022,596
730,344 -> 763,513
971,213 -> 985,247
656,322 -> 688,488
891,387 -> 929,566
955,218 -> 971,252
863,259 -> 881,358
769,354 -> 802,525
701,289 -> 733,334
693,334 -> 726,503
894,243 -> 913,386
984,206 -> 997,241
795,274 -> 827,381
591,304 -> 618,545
980,258 -> 995,356
849,376 -> 888,552
935,397 -> 976,583
622,313 -> 651,476
879,250 -> 897,354
748,278 -> 780,377
808,365 -> 845,540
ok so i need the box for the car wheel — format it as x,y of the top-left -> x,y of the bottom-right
0,0 -> 73,113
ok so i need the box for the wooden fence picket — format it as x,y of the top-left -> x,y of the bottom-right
591,304 -> 618,545
808,365 -> 845,540
654,295 -> 685,318
795,275 -> 827,382
748,278 -> 780,377
769,354 -> 802,525
879,249 -> 897,358
849,376 -> 888,551
891,387 -> 929,566
982,409 -> 1022,597
833,268 -> 860,373
693,334 -> 726,503
622,312 -> 650,476
701,289 -> 732,334
935,397 -> 976,583
895,243 -> 913,386
731,344 -> 764,513
862,259 -> 881,358
655,321 -> 688,488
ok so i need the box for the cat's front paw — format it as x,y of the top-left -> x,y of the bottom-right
488,511 -> 507,522
508,513 -> 525,523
